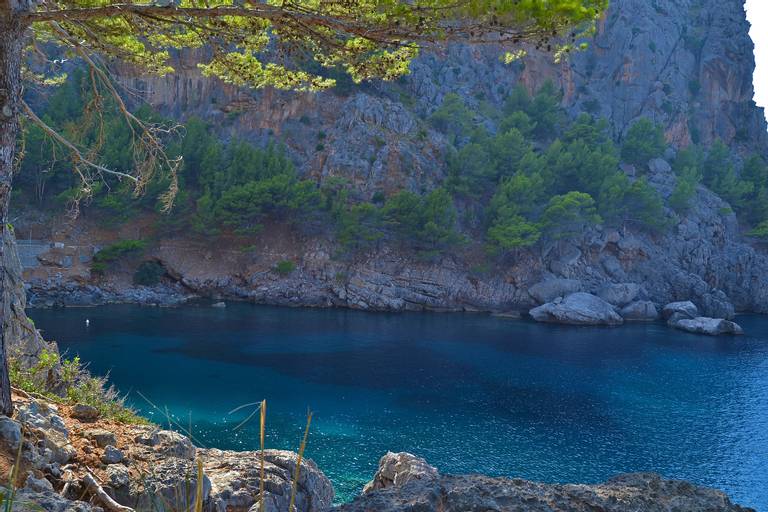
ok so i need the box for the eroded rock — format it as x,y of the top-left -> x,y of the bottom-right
337,455 -> 753,512
671,317 -> 744,336
529,293 -> 623,326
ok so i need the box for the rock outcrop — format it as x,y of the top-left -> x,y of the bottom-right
529,293 -> 624,326
662,301 -> 743,336
337,452 -> 754,512
1,398 -> 755,512
16,0 -> 768,321
0,394 -> 333,512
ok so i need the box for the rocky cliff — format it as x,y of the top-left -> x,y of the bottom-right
0,397 -> 755,511
16,0 -> 768,322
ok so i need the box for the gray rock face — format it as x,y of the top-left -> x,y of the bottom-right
671,317 -> 744,336
620,301 -> 659,321
71,404 -> 99,422
529,278 -> 582,304
101,444 -> 124,464
662,301 -> 699,320
529,293 -> 624,326
597,283 -> 641,307
363,452 -> 439,494
9,487 -> 97,512
200,448 -> 334,512
84,428 -> 116,448
19,0 -> 768,322
337,454 -> 752,512
0,415 -> 21,451
17,402 -> 76,465
129,457 -> 211,511
24,472 -> 54,493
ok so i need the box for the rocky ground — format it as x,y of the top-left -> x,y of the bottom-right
0,396 -> 754,512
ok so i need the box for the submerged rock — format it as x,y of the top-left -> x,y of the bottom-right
337,453 -> 753,512
529,293 -> 623,326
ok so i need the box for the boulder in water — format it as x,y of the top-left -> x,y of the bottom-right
529,292 -> 623,326
620,301 -> 659,321
662,301 -> 699,320
670,316 -> 744,336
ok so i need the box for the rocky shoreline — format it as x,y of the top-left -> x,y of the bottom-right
0,394 -> 755,512
17,153 -> 768,335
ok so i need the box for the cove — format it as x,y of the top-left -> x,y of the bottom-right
28,303 -> 768,508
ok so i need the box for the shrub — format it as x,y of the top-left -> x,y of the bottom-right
133,260 -> 166,286
621,118 -> 666,167
9,349 -> 146,424
275,260 -> 296,275
91,239 -> 147,276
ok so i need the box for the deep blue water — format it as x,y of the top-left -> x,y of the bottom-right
29,304 -> 768,509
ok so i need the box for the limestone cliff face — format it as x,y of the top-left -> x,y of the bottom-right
24,0 -> 768,319
112,0 -> 767,190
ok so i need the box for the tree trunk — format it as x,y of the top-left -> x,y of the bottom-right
0,6 -> 27,416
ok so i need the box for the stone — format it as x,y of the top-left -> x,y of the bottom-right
84,429 -> 117,448
337,457 -> 751,512
0,416 -> 21,451
529,293 -> 623,326
10,488 -> 98,511
528,278 -> 582,304
17,401 -> 68,437
71,404 -> 99,422
149,430 -> 196,459
201,448 -> 334,512
24,472 -> 54,493
106,464 -> 130,489
620,301 -> 659,321
596,283 -> 641,307
662,301 -> 699,320
211,301 -> 226,308
124,458 -> 210,511
101,445 -> 124,464
670,317 -> 744,336
363,452 -> 439,494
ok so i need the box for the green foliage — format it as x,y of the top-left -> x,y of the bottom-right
621,118 -> 666,167
9,350 -> 146,424
669,165 -> 701,213
429,93 -> 478,144
91,239 -> 146,276
599,174 -> 666,230
541,191 -> 601,239
748,220 -> 768,240
702,140 -> 753,208
275,260 -> 296,275
133,260 -> 166,286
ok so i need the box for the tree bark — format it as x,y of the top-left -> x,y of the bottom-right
0,5 -> 27,416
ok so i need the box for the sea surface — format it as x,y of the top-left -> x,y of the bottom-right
29,303 -> 768,508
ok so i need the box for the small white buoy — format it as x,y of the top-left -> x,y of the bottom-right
85,319 -> 90,327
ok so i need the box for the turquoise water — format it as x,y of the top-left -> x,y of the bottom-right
29,303 -> 768,508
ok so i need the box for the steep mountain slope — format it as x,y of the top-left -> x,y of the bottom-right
19,0 -> 768,318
